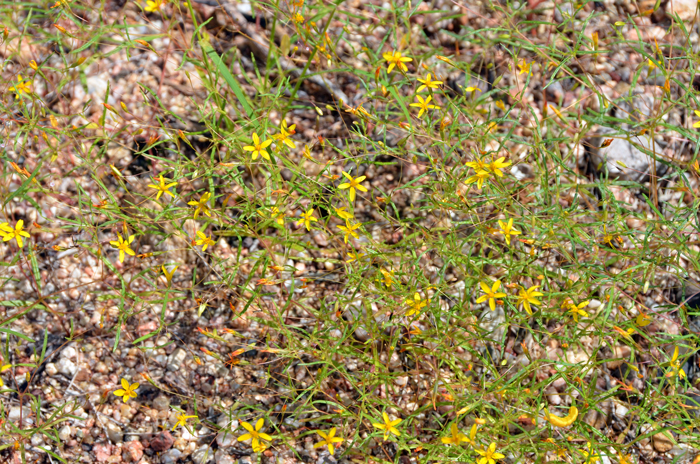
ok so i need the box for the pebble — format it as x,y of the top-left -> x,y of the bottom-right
150,431 -> 175,451
57,358 -> 78,376
666,0 -> 697,22
312,231 -> 329,247
216,431 -> 236,447
45,362 -> 58,377
161,449 -> 183,464
167,348 -> 186,371
652,431 -> 674,453
192,445 -> 213,464
613,402 -> 629,420
152,395 -> 170,411
59,425 -> 72,441
215,450 -> 236,464
122,440 -> 144,462
93,443 -> 112,462
106,421 -> 123,444
9,406 -> 32,424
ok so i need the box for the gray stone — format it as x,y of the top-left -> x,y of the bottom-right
9,406 -> 32,425
106,421 -> 123,444
215,450 -> 236,464
317,455 -> 337,464
161,449 -> 183,464
216,431 -> 236,447
152,395 -> 170,411
591,129 -> 665,182
167,348 -> 186,371
30,433 -> 44,446
192,445 -> 213,464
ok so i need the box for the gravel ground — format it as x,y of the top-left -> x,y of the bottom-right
2,0 -> 700,463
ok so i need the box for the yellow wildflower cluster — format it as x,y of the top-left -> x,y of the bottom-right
465,156 -> 511,189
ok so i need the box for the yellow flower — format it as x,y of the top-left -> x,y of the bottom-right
144,0 -> 166,12
337,220 -> 361,243
334,206 -> 354,220
8,75 -> 31,98
466,157 -> 489,172
382,50 -> 412,74
488,157 -> 511,177
406,293 -> 427,317
302,145 -> 317,162
296,209 -> 318,231
409,95 -> 439,118
668,346 -> 687,379
618,452 -> 632,464
516,285 -> 543,315
243,133 -> 273,160
476,280 -> 506,311
347,250 -> 366,263
345,104 -> 371,118
161,265 -> 178,286
172,413 -> 198,431
274,120 -> 297,149
567,300 -> 590,321
314,428 -> 343,455
372,412 -> 401,440
113,378 -> 139,403
147,175 -> 177,200
517,60 -> 531,75
338,171 -> 368,202
238,418 -> 272,451
441,423 -> 469,445
293,12 -> 304,24
416,73 -> 442,92
694,110 -> 700,128
380,269 -> 394,288
464,423 -> 478,446
0,220 -> 31,248
476,442 -> 505,464
109,233 -> 135,263
497,218 -> 521,245
580,442 -> 600,463
465,170 -> 491,189
188,192 -> 211,219
195,231 -> 215,252
269,207 -> 285,225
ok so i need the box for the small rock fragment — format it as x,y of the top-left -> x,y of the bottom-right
161,449 -> 183,464
93,443 -> 112,462
653,431 -> 674,453
167,348 -> 186,372
106,422 -> 123,444
123,440 -> 144,463
59,425 -> 72,442
192,445 -> 213,464
152,395 -> 170,411
150,431 -> 175,452
666,0 -> 697,22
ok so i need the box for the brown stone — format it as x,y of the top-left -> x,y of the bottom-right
149,431 -> 174,452
653,432 -> 674,453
